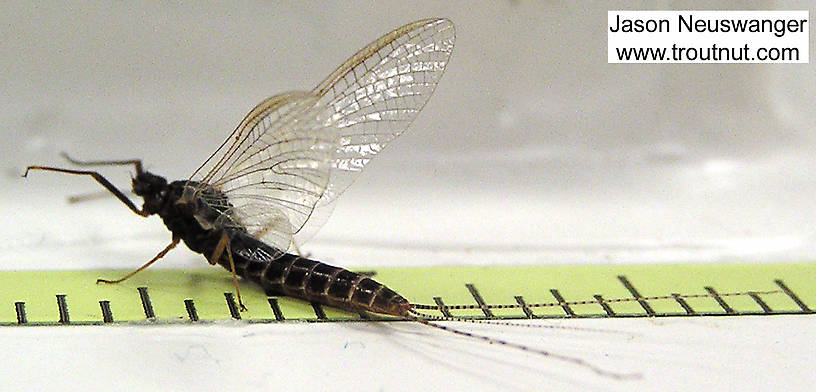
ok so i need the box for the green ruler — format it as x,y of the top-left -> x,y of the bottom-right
0,263 -> 813,325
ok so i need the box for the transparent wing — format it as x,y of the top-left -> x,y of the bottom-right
295,18 -> 455,244
311,18 -> 455,206
189,18 -> 455,251
188,91 -> 335,251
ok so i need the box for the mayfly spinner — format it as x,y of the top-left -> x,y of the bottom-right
25,19 -> 630,378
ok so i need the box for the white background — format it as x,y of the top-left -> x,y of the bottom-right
1,1 -> 815,391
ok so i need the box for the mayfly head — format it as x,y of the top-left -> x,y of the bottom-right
132,170 -> 168,215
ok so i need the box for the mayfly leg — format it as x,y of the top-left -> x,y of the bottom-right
210,232 -> 248,311
68,189 -> 136,204
23,165 -> 148,217
97,237 -> 180,284
59,152 -> 144,174
23,153 -> 143,205
23,154 -> 147,217
24,154 -> 180,286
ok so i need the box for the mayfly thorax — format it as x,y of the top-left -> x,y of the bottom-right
23,19 -> 638,379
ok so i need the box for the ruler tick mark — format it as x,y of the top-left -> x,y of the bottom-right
514,296 -> 535,318
593,295 -> 615,316
466,283 -> 494,318
184,299 -> 199,322
672,293 -> 696,315
617,275 -> 655,316
747,292 -> 772,313
14,302 -> 27,325
704,287 -> 735,314
56,294 -> 70,324
137,287 -> 155,319
311,302 -> 327,320
267,298 -> 285,321
99,300 -> 114,323
433,297 -> 452,318
774,279 -> 812,313
550,289 -> 575,317
224,293 -> 241,320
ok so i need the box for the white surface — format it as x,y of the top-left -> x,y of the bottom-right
1,316 -> 813,391
2,1 -> 815,391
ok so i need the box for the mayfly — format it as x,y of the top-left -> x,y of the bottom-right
24,19 -> 630,378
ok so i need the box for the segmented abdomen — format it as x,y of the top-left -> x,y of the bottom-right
222,230 -> 410,317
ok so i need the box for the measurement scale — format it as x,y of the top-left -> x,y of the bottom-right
1,262 -> 812,325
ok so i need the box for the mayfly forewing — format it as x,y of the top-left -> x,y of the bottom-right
294,18 -> 456,245
188,18 -> 455,252
312,18 -> 455,205
188,91 -> 335,252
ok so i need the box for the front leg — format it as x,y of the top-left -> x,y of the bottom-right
23,165 -> 148,217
